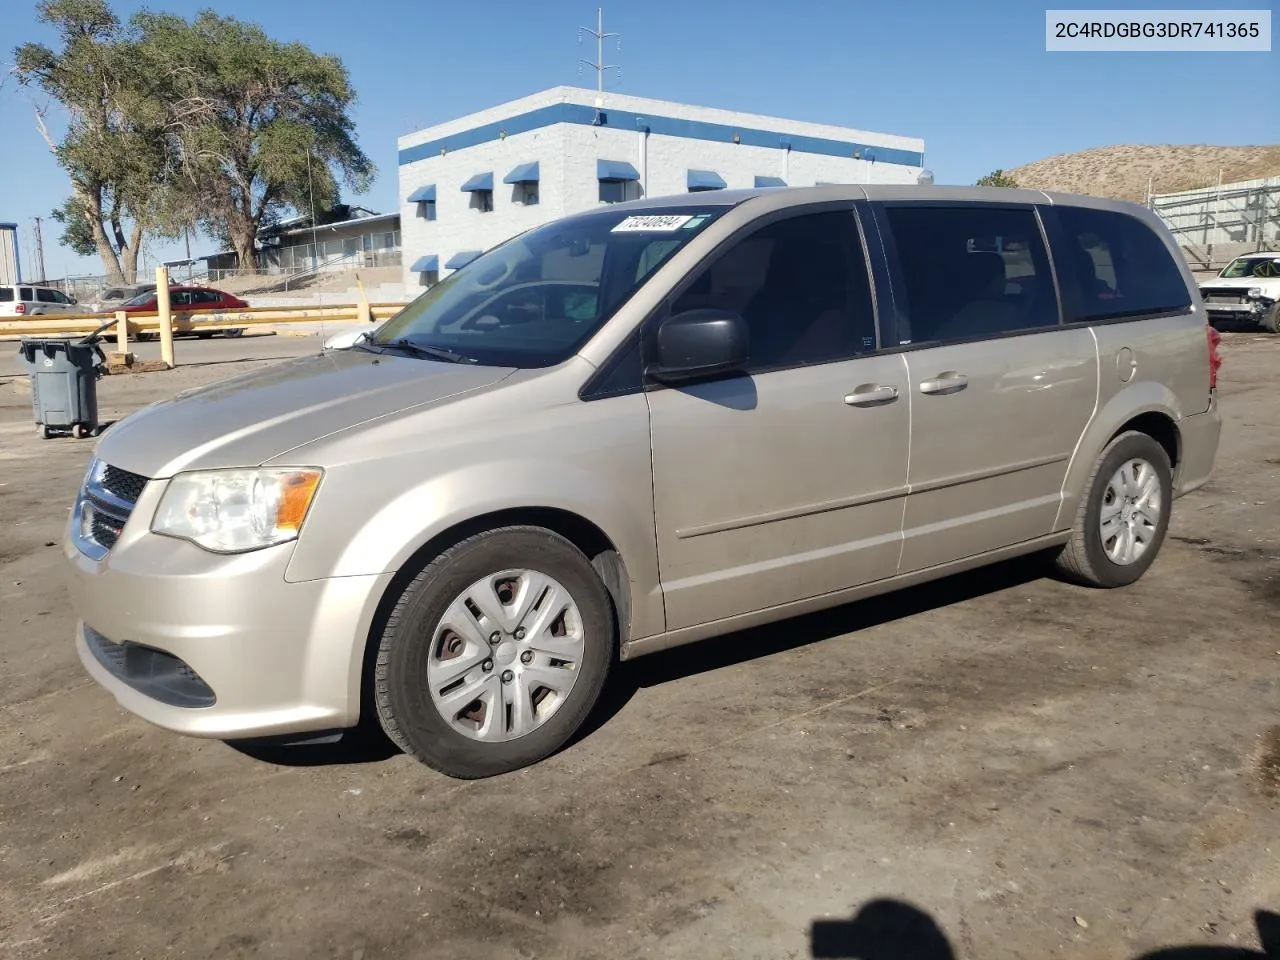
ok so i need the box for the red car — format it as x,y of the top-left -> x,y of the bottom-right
118,285 -> 249,338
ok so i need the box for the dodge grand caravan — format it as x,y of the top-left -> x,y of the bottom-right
65,186 -> 1222,779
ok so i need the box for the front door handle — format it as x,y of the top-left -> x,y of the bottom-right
918,372 -> 969,396
844,384 -> 899,406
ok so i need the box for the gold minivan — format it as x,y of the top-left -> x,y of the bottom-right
65,186 -> 1222,778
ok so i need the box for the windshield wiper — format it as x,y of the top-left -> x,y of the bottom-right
380,339 -> 471,364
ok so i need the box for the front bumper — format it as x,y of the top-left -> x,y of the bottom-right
1202,299 -> 1273,325
1174,392 -> 1222,498
65,512 -> 393,739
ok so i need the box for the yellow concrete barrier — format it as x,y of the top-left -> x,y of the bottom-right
0,302 -> 406,340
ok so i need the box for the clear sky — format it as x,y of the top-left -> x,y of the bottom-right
0,0 -> 1275,280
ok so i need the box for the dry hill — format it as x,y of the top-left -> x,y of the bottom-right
1009,144 -> 1280,201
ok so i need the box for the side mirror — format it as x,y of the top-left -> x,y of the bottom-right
648,309 -> 749,383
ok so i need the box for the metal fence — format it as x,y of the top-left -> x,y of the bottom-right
1151,177 -> 1280,264
207,229 -> 402,280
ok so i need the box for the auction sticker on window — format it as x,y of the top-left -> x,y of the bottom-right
612,215 -> 694,232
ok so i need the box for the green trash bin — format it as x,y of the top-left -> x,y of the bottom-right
18,335 -> 107,440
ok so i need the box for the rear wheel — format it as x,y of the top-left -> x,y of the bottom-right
374,527 -> 615,779
1055,431 -> 1173,588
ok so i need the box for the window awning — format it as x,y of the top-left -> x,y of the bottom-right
503,161 -> 540,184
597,159 -> 640,182
407,184 -> 436,203
445,251 -> 482,269
410,254 -> 438,273
460,172 -> 493,192
688,169 -> 727,191
754,176 -> 787,188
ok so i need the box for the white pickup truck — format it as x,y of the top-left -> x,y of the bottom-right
1199,253 -> 1280,333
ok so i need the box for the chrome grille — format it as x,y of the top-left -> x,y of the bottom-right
73,459 -> 149,560
1201,289 -> 1247,305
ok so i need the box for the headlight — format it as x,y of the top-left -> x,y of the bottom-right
1246,287 -> 1266,299
152,468 -> 322,553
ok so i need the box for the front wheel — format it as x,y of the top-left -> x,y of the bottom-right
1054,431 -> 1173,588
374,527 -> 615,779
1262,303 -> 1280,334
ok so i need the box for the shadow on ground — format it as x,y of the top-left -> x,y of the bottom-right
809,899 -> 1279,959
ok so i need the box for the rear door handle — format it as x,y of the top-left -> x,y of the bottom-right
918,372 -> 969,396
844,384 -> 899,406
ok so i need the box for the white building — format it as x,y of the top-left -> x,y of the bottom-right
397,86 -> 926,288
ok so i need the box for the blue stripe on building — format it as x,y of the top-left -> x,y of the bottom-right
399,103 -> 923,168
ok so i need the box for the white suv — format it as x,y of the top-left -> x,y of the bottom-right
0,284 -> 83,317
1199,253 -> 1280,332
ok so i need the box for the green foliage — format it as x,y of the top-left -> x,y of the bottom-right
14,1 -> 374,276
50,198 -> 96,257
976,169 -> 1020,188
15,0 -> 155,282
133,9 -> 374,268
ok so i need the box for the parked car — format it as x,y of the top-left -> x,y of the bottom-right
118,285 -> 249,338
64,186 -> 1221,779
0,283 -> 82,317
1198,252 -> 1280,332
89,284 -> 157,315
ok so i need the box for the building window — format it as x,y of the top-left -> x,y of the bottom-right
473,190 -> 494,213
420,270 -> 439,287
599,179 -> 628,204
421,200 -> 436,221
516,183 -> 539,206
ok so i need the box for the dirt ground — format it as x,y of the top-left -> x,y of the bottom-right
0,333 -> 1277,960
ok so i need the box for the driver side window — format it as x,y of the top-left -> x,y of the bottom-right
670,209 -> 875,372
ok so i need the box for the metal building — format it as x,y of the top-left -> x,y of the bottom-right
397,86 -> 926,288
0,222 -> 20,285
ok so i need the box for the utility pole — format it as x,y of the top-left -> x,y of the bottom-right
578,8 -> 621,109
32,216 -> 47,283
306,145 -> 320,272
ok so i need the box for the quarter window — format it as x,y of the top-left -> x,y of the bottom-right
882,205 -> 1058,344
670,210 -> 875,371
1054,207 -> 1191,321
0,288 -> 13,302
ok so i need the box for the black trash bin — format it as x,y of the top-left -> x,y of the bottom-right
18,336 -> 107,440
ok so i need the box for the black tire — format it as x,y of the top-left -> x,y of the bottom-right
39,424 -> 52,440
374,526 -> 615,779
1262,303 -> 1280,334
1054,430 -> 1173,588
195,332 -> 214,339
72,424 -> 89,439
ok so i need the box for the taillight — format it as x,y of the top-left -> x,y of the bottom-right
14,302 -> 24,314
1206,324 -> 1222,391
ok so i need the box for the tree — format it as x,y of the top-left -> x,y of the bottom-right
13,0 -> 163,284
135,10 -> 374,272
976,169 -> 1020,188
49,198 -> 96,257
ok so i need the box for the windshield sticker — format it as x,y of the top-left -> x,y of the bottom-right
682,214 -> 711,229
611,214 -> 694,233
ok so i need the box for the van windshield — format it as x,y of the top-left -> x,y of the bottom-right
370,207 -> 725,367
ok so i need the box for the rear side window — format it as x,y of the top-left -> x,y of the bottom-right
881,205 -> 1059,345
0,288 -> 12,302
1054,207 -> 1191,322
19,287 -> 33,301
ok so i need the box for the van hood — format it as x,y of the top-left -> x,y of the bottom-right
95,348 -> 514,478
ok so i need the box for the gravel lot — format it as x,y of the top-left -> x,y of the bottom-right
1,333 -> 1277,959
